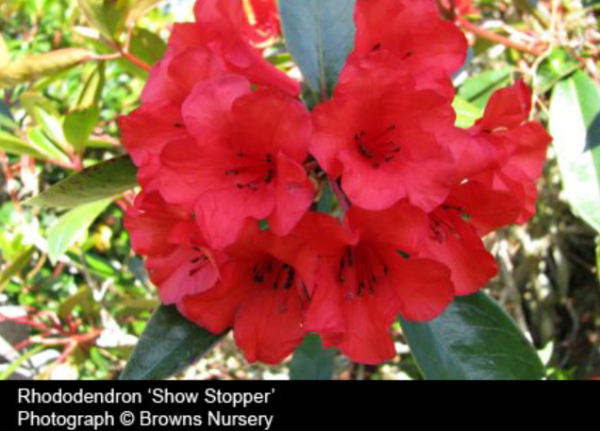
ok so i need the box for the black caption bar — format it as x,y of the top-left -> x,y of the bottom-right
3,380 -> 582,430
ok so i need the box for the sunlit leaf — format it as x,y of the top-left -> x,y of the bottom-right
0,130 -> 53,160
0,48 -> 91,89
26,155 -> 138,208
453,95 -> 481,129
63,106 -> 100,154
0,246 -> 36,291
550,71 -> 600,233
47,199 -> 111,264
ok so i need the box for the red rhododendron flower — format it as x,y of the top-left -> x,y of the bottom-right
461,81 -> 552,227
301,202 -> 455,364
125,191 -> 225,305
353,0 -> 468,76
194,0 -> 299,96
311,53 -> 455,212
179,221 -> 312,364
118,0 -> 552,366
242,0 -> 282,46
421,201 -> 498,295
158,76 -> 314,249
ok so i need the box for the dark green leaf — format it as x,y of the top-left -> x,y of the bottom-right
278,0 -> 357,101
120,305 -> 227,380
400,293 -> 545,380
26,155 -> 138,209
290,334 -> 337,380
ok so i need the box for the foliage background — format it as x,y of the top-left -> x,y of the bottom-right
1,0 -> 599,380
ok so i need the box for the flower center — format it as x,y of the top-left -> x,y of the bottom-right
188,246 -> 211,277
354,124 -> 401,168
225,151 -> 275,191
251,257 -> 310,312
338,245 -> 390,299
429,205 -> 467,244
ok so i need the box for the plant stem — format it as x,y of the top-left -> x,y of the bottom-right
458,18 -> 543,56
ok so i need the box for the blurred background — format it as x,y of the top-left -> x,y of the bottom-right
1,0 -> 599,380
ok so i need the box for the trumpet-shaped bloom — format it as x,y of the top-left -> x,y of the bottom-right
158,76 -> 314,249
311,53 -> 455,212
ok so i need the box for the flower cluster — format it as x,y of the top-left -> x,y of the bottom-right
120,0 -> 551,365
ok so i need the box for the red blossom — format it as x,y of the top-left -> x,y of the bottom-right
311,53 -> 455,212
125,191 -> 225,305
118,0 -> 552,366
157,76 -> 314,250
299,203 -> 455,364
353,0 -> 468,76
179,221 -> 312,364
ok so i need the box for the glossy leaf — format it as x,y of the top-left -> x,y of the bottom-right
47,199 -> 111,264
401,293 -> 545,380
26,155 -> 138,209
120,305 -> 227,380
278,0 -> 357,100
550,72 -> 600,233
0,48 -> 91,89
290,334 -> 337,380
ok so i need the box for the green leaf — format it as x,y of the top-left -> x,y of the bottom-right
0,33 -> 8,68
0,246 -> 36,291
76,62 -> 106,109
47,199 -> 111,264
0,48 -> 91,89
453,95 -> 482,129
26,155 -> 138,209
127,27 -> 167,68
290,334 -> 337,380
536,48 -> 578,95
459,67 -> 512,109
120,305 -> 227,380
400,293 -> 545,380
278,0 -> 357,101
26,128 -> 71,164
550,72 -> 600,233
0,130 -> 53,160
77,0 -> 130,40
63,106 -> 100,154
126,0 -> 165,24
0,345 -> 45,381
